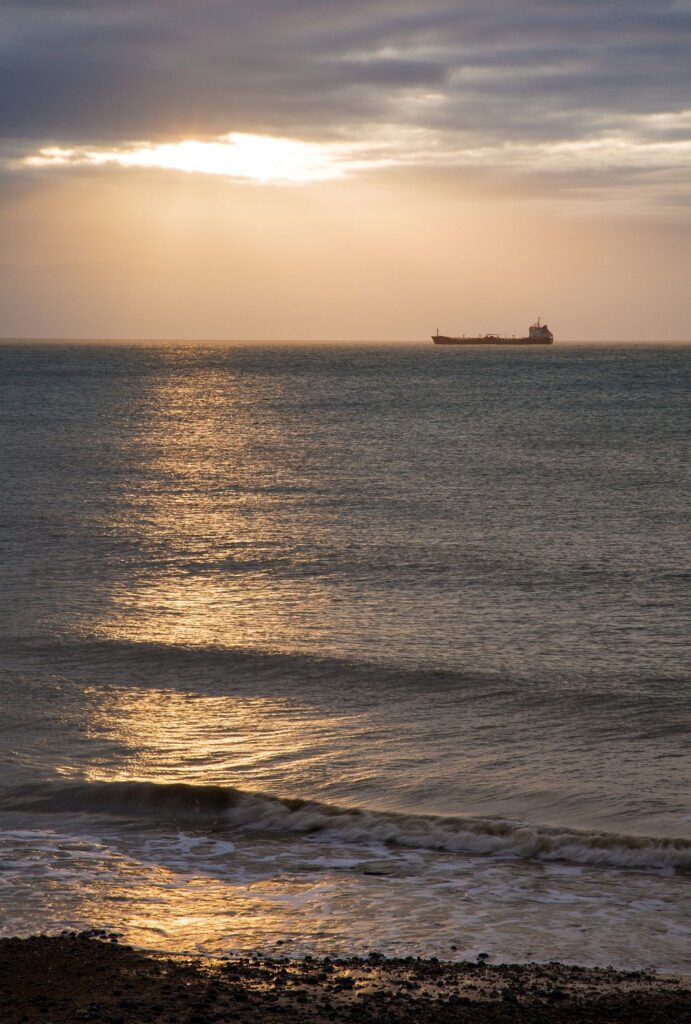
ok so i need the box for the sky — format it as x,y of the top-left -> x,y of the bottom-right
1,0 -> 690,341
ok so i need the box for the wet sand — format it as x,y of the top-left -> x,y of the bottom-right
1,933 -> 689,1022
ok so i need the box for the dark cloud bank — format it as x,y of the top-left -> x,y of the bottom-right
2,0 -> 690,147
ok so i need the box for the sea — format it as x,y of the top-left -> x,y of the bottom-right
0,341 -> 689,972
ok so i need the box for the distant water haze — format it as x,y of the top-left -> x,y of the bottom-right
0,343 -> 689,970
1,171 -> 690,342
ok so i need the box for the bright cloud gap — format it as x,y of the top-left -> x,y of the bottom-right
21,132 -> 384,185
18,124 -> 691,187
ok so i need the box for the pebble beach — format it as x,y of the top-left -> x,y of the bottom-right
1,934 -> 690,1023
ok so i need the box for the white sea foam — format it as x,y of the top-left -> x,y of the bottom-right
1,821 -> 690,973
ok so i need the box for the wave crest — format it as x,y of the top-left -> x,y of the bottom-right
1,779 -> 689,873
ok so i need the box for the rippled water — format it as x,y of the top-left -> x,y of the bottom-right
0,342 -> 689,970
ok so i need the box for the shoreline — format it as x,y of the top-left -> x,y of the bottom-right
1,934 -> 689,1023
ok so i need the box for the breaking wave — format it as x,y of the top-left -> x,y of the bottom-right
1,779 -> 689,873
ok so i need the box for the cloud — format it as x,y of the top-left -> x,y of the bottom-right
2,0 -> 690,207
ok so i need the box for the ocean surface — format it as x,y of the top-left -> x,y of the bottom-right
0,341 -> 689,972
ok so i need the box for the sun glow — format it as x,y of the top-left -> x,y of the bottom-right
21,119 -> 691,189
23,132 -> 362,184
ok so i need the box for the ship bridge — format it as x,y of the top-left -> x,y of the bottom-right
528,317 -> 553,341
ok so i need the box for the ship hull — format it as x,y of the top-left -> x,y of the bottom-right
432,336 -> 552,345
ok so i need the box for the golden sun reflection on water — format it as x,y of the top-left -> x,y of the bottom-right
64,860 -> 363,957
74,685 -> 368,800
94,572 -> 335,654
81,348 -> 344,659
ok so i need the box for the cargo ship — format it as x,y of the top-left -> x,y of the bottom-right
432,318 -> 554,345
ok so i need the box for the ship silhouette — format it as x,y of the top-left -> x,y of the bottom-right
433,318 -> 554,345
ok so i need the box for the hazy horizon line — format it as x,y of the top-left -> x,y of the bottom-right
1,337 -> 690,347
